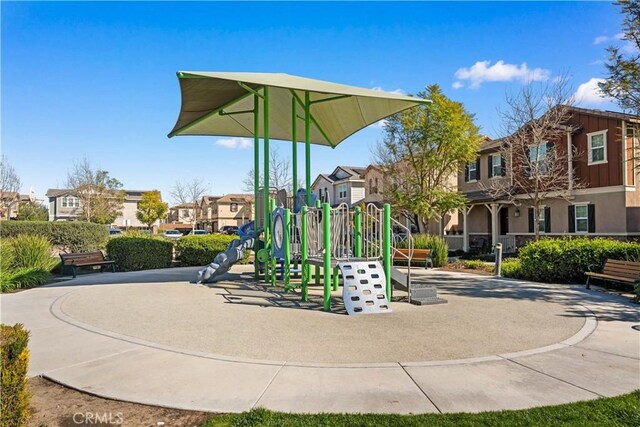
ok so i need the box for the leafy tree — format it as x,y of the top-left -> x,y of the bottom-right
65,158 -> 126,224
15,202 -> 48,221
599,0 -> 640,115
375,84 -> 482,233
136,190 -> 168,230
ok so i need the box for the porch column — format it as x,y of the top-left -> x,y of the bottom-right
462,207 -> 469,252
491,203 -> 498,250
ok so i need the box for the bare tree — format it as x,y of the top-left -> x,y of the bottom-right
170,178 -> 208,230
481,79 -> 583,239
0,155 -> 22,219
65,158 -> 125,224
242,148 -> 302,193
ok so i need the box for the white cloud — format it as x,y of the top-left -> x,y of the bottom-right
215,137 -> 252,149
452,81 -> 464,89
593,33 -> 624,45
371,86 -> 405,95
453,60 -> 551,89
573,78 -> 614,105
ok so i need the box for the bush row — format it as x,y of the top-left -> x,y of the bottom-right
176,234 -> 248,266
105,237 -> 173,271
516,237 -> 640,284
1,323 -> 30,427
0,221 -> 108,253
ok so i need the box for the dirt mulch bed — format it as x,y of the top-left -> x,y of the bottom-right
28,376 -> 214,427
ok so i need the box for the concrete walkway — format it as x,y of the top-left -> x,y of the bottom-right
1,267 -> 638,414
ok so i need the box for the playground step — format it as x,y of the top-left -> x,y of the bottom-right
411,296 -> 448,306
410,286 -> 438,299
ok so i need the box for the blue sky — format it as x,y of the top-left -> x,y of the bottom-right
1,1 -> 627,203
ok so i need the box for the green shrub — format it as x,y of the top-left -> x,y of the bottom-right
501,258 -> 523,279
398,234 -> 448,267
105,237 -> 173,271
518,237 -> 640,284
1,268 -> 52,293
463,260 -> 494,273
0,221 -> 108,253
176,234 -> 245,266
0,323 -> 30,427
0,236 -> 56,292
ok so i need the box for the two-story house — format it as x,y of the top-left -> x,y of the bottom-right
0,192 -> 34,220
47,189 -> 161,228
455,106 -> 639,253
167,203 -> 196,225
191,194 -> 254,232
311,166 -> 366,208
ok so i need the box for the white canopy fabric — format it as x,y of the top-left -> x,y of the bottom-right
168,72 -> 426,147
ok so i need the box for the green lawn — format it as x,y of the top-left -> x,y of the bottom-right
204,390 -> 640,427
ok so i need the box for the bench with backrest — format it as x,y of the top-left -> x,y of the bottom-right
60,251 -> 116,278
585,259 -> 640,290
393,248 -> 433,268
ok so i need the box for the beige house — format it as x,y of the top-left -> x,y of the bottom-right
167,203 -> 196,225
311,166 -> 366,207
195,194 -> 253,232
46,189 -> 161,229
454,107 -> 640,253
0,192 -> 33,220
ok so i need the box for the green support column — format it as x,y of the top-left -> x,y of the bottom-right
291,97 -> 299,275
253,94 -> 260,279
323,202 -> 332,312
383,203 -> 392,303
354,206 -> 362,258
263,87 -> 270,284
304,92 -> 311,206
284,208 -> 291,289
301,205 -> 308,301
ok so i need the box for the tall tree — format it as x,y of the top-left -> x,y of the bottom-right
170,178 -> 208,230
0,156 -> 22,219
481,79 -> 582,239
65,158 -> 126,224
375,84 -> 482,232
136,190 -> 168,230
16,202 -> 48,221
242,148 -> 303,193
599,0 -> 640,115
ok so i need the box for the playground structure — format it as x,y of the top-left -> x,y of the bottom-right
169,72 -> 445,312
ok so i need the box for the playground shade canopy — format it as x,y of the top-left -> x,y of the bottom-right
168,72 -> 426,147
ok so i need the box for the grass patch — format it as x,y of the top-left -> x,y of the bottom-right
203,391 -> 640,427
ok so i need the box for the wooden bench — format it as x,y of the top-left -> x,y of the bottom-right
60,251 -> 116,278
585,259 -> 640,290
393,248 -> 433,268
469,237 -> 487,253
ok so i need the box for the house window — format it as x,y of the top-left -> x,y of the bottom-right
338,184 -> 347,199
62,196 -> 79,208
575,204 -> 589,233
489,154 -> 504,178
529,143 -> 550,174
537,207 -> 547,233
588,130 -> 607,164
374,178 -> 379,194
467,162 -> 477,181
230,203 -> 238,212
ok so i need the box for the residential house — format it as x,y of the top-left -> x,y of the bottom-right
167,203 -> 197,225
0,192 -> 34,220
311,166 -> 366,207
454,106 -> 640,253
196,195 -> 221,230
46,189 -> 162,228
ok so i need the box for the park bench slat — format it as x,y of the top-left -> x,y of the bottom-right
60,251 -> 116,278
585,259 -> 640,289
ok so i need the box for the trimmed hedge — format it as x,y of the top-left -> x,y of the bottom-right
0,221 -> 108,253
501,258 -> 523,279
176,234 -> 244,266
106,237 -> 173,271
1,323 -> 30,427
517,237 -> 640,284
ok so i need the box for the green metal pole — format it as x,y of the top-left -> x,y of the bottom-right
292,97 -> 299,274
323,202 -> 331,312
284,208 -> 291,290
263,87 -> 270,284
301,205 -> 308,301
354,206 -> 362,258
254,94 -> 260,279
304,91 -> 311,206
383,203 -> 392,303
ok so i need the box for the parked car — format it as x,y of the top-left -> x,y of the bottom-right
163,230 -> 183,240
189,229 -> 208,236
220,226 -> 238,235
109,228 -> 123,236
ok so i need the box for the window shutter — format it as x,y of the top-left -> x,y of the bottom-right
488,155 -> 493,178
544,207 -> 551,233
568,205 -> 575,232
476,158 -> 481,180
500,156 -> 506,176
528,208 -> 534,233
588,204 -> 596,233
524,147 -> 531,177
547,142 -> 555,166
464,165 -> 469,182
